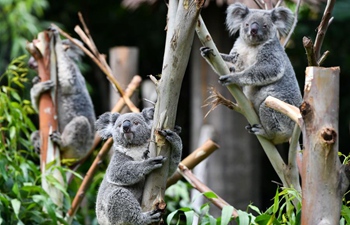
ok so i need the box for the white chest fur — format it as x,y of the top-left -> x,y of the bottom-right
233,38 -> 259,68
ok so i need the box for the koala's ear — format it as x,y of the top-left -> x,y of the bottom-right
271,7 -> 294,37
226,3 -> 250,36
95,112 -> 120,139
141,107 -> 154,122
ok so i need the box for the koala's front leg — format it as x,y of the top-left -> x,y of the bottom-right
107,155 -> 166,186
50,116 -> 93,159
30,78 -> 55,112
158,128 -> 182,176
200,47 -> 236,73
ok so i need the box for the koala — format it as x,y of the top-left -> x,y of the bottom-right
30,27 -> 95,159
95,107 -> 182,225
201,3 -> 302,145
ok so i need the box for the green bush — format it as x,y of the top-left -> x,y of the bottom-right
0,56 -> 67,225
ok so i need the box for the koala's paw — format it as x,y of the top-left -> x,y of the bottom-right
49,131 -> 63,147
47,25 -> 59,34
173,125 -> 182,134
142,149 -> 150,160
200,47 -> 215,58
218,74 -> 235,86
30,131 -> 41,154
158,129 -> 179,143
245,124 -> 264,134
229,66 -> 236,73
143,209 -> 162,224
145,156 -> 166,171
34,80 -> 55,91
32,76 -> 41,85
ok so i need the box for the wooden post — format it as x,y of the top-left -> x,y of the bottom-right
109,46 -> 139,112
300,66 -> 348,224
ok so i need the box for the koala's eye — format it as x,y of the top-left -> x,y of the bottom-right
117,123 -> 121,128
263,24 -> 267,29
134,121 -> 139,125
245,23 -> 249,27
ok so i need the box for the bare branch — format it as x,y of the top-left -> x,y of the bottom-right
178,164 -> 239,218
265,96 -> 302,127
313,0 -> 336,61
203,87 -> 241,118
303,36 -> 318,66
167,139 -> 219,187
283,0 -> 302,48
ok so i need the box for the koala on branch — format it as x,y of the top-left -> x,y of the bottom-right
95,108 -> 182,225
202,3 -> 302,144
30,27 -> 96,160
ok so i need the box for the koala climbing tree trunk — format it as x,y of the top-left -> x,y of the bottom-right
141,0 -> 205,214
26,31 -> 64,210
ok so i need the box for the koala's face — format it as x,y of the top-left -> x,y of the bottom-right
113,113 -> 152,146
240,12 -> 276,45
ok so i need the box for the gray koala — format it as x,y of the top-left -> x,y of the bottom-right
201,3 -> 302,144
95,107 -> 182,225
30,27 -> 95,159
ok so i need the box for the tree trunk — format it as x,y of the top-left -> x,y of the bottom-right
141,0 -> 205,212
300,66 -> 348,224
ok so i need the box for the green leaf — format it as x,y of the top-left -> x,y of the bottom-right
203,192 -> 218,199
221,205 -> 234,225
11,199 -> 21,217
273,189 -> 279,214
184,210 -> 195,225
167,209 -> 179,224
237,210 -> 250,225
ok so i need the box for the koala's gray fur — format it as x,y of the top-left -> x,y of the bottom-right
95,107 -> 182,225
202,3 -> 302,144
30,27 -> 95,159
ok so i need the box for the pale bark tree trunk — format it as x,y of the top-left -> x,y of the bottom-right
141,0 -> 205,213
300,66 -> 349,225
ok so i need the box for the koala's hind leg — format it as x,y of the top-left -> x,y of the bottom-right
50,116 -> 93,159
105,189 -> 162,225
247,105 -> 291,144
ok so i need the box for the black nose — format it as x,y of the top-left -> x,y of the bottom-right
250,23 -> 259,35
122,120 -> 131,132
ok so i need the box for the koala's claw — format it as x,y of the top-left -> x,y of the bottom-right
200,47 -> 215,58
174,125 -> 182,134
32,76 -> 41,85
245,124 -> 263,134
49,131 -> 63,146
218,75 -> 234,86
144,210 -> 162,223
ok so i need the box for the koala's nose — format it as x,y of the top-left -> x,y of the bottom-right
122,120 -> 131,132
250,22 -> 259,35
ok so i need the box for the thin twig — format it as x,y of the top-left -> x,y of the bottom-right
178,164 -> 239,218
313,0 -> 336,61
283,0 -> 302,48
167,139 -> 219,187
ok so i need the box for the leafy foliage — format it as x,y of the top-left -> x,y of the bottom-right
0,0 -> 48,72
0,56 -> 67,225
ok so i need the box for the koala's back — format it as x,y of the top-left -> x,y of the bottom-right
56,63 -> 95,134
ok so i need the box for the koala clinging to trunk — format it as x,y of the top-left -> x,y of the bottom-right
95,107 -> 182,225
202,3 -> 302,144
30,27 -> 95,159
